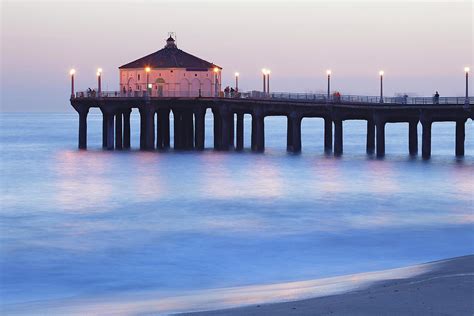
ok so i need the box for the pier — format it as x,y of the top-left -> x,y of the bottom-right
71,92 -> 473,158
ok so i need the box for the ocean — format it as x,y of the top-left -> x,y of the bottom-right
0,112 -> 473,313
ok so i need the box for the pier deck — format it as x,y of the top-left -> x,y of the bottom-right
71,92 -> 473,158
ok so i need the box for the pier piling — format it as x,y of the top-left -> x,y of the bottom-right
106,113 -> 115,150
123,110 -> 131,149
156,110 -> 163,149
145,109 -> 155,150
139,111 -> 145,149
101,110 -> 108,148
409,121 -> 418,155
78,109 -> 88,149
173,110 -> 183,150
236,113 -> 244,150
115,112 -> 123,149
456,120 -> 466,156
251,111 -> 265,152
366,119 -> 375,154
287,113 -> 301,152
213,109 -> 222,150
334,120 -> 343,155
324,118 -> 333,152
376,120 -> 386,157
163,110 -> 170,149
194,109 -> 205,150
421,120 -> 432,159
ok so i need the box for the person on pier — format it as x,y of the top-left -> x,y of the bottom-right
434,91 -> 440,104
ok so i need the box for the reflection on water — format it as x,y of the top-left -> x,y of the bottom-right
0,113 -> 473,313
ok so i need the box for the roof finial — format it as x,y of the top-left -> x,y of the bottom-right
165,32 -> 177,48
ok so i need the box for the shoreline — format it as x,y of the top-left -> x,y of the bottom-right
180,255 -> 474,316
2,255 -> 473,315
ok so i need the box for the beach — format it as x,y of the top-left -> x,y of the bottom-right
2,255 -> 472,315
182,255 -> 474,316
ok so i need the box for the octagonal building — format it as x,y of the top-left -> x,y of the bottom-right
119,36 -> 222,97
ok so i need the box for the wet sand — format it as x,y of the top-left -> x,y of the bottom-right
2,256 -> 473,315
181,255 -> 474,316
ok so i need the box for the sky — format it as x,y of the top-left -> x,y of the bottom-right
1,0 -> 472,112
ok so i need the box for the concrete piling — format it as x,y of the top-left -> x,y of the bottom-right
123,109 -> 131,149
236,113 -> 244,150
421,120 -> 432,159
334,120 -> 343,155
324,118 -> 332,152
78,109 -> 88,149
408,121 -> 418,155
456,120 -> 465,156
366,119 -> 375,154
376,119 -> 385,157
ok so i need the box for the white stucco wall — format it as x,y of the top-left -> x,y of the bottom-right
119,68 -> 221,97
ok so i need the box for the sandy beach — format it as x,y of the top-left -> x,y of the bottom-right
1,256 -> 473,315
181,255 -> 474,316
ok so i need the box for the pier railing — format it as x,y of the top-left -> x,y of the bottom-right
74,90 -> 472,105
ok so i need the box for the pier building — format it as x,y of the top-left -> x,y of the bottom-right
119,36 -> 221,97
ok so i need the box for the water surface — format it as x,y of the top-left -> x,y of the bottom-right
0,112 -> 473,312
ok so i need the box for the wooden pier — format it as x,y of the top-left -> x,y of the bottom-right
71,93 -> 473,158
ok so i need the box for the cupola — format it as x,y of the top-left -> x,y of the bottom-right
165,36 -> 177,48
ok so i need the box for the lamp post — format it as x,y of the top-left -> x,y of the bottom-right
379,70 -> 384,103
266,69 -> 271,95
465,67 -> 470,106
326,70 -> 331,100
97,68 -> 102,94
145,67 -> 151,96
70,69 -> 75,98
262,69 -> 267,94
235,72 -> 239,92
213,67 -> 219,97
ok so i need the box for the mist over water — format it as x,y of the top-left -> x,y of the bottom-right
1,113 -> 473,310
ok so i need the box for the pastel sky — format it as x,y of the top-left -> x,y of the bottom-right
1,0 -> 472,112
